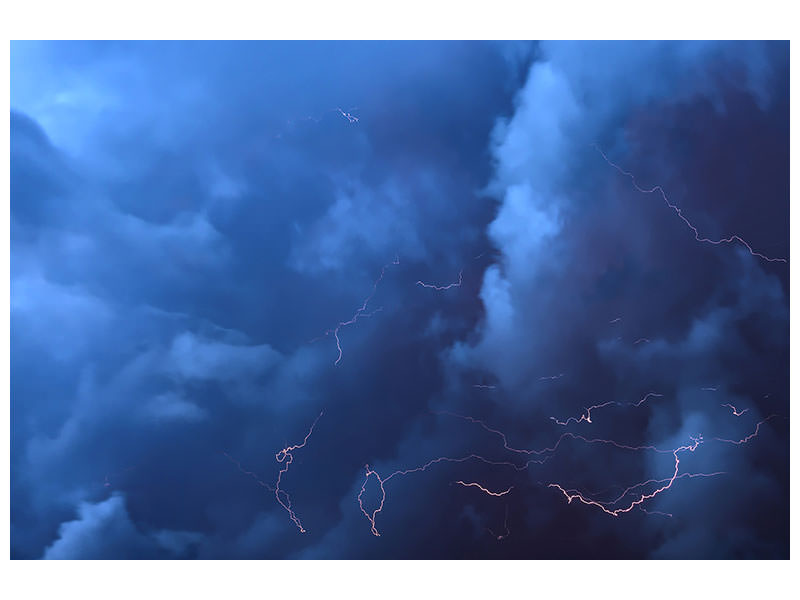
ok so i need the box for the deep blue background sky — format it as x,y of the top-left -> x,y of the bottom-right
10,41 -> 788,559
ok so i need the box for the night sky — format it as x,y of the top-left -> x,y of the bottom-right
10,41 -> 789,560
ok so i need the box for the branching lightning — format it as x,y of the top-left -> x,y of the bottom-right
357,451 -> 544,537
548,435 -> 704,517
274,411 -> 324,533
225,411 -> 323,533
314,256 -> 399,365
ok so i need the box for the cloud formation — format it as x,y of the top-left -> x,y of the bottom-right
11,41 -> 788,559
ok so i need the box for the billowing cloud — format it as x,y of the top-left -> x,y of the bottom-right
11,41 -> 787,560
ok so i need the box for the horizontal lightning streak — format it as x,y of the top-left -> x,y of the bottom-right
436,409 -> 677,456
361,404 -> 782,535
601,471 -> 725,506
639,507 -> 673,518
453,481 -> 513,497
549,392 -> 663,426
416,270 -> 463,291
539,373 -> 564,381
548,436 -> 704,517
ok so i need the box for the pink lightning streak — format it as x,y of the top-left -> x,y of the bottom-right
224,411 -> 323,533
433,409 -> 679,457
359,403 -> 779,535
549,392 -> 664,426
416,270 -> 463,291
550,401 -> 617,426
721,403 -> 749,417
599,471 -> 725,506
358,452 -> 544,537
594,144 -> 787,264
551,415 -> 782,517
453,481 -> 513,497
548,435 -> 704,517
713,414 -> 778,445
357,409 -> 703,535
273,411 -> 324,533
314,256 -> 399,365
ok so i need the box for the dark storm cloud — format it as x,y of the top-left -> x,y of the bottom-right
10,41 -> 788,560
440,41 -> 788,558
11,41 -> 522,559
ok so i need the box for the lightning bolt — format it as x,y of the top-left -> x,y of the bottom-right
359,400 -> 782,535
314,256 -> 399,365
721,403 -> 749,417
713,414 -> 778,445
550,392 -> 663,426
600,471 -> 726,506
225,411 -> 323,533
548,435 -> 704,517
416,270 -> 463,291
273,411 -> 324,533
594,144 -> 787,264
453,481 -> 513,497
358,452 -> 544,537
